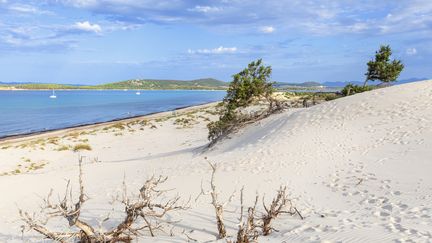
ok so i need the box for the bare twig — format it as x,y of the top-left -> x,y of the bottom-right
198,160 -> 236,239
19,157 -> 188,242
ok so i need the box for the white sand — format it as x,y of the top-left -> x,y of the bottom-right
1,80 -> 432,242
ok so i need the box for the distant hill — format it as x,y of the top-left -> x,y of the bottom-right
274,81 -> 323,89
323,78 -> 429,87
2,77 -> 428,90
322,81 -> 364,87
0,78 -> 228,90
0,81 -> 35,85
98,78 -> 228,90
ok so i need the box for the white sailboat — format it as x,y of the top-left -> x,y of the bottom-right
136,90 -> 141,95
49,90 -> 57,99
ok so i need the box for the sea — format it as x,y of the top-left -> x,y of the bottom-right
0,90 -> 226,138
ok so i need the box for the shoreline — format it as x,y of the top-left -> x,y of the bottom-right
0,101 -> 220,144
0,88 -> 227,91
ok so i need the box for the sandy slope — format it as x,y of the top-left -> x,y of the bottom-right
1,80 -> 432,242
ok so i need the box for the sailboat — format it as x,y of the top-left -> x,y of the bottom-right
49,90 -> 57,99
136,90 -> 141,95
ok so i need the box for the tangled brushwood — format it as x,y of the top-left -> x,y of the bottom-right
198,160 -> 303,243
19,157 -> 188,242
19,158 -> 303,242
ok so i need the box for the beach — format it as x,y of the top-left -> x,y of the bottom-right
1,80 -> 432,242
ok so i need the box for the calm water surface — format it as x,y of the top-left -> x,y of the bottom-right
0,90 -> 225,138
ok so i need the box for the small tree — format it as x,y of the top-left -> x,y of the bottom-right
224,59 -> 273,109
364,45 -> 404,87
207,59 -> 275,144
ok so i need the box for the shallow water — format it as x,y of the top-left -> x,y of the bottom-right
0,90 -> 225,138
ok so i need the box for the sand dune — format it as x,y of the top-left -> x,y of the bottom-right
1,80 -> 431,242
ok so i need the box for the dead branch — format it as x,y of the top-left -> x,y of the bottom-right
19,157 -> 188,242
197,160 -> 236,239
236,188 -> 259,243
261,186 -> 302,236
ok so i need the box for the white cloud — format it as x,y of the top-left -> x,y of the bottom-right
406,47 -> 417,55
62,0 -> 98,7
44,1 -> 432,36
259,26 -> 275,33
188,46 -> 237,54
349,22 -> 369,32
73,21 -> 102,33
8,4 -> 51,14
188,5 -> 222,13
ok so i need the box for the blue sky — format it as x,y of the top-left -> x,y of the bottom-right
0,0 -> 431,84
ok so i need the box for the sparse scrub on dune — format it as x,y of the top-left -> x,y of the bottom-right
341,45 -> 405,97
19,157 -> 189,242
341,83 -> 374,96
65,132 -> 81,139
1,159 -> 48,176
198,160 -> 303,242
198,115 -> 211,121
342,45 -> 404,97
207,59 -> 284,146
47,137 -> 59,145
139,119 -> 149,126
174,117 -> 197,128
364,44 -> 404,87
56,145 -> 70,151
110,123 -> 126,130
14,138 -> 48,150
18,157 -> 304,242
72,143 -> 92,152
196,161 -> 235,239
283,92 -> 342,107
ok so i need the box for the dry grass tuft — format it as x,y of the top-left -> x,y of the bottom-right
72,143 -> 92,152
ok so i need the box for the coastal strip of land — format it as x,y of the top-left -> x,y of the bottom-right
0,101 -> 220,144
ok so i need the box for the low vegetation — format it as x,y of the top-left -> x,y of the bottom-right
341,44 -> 404,97
364,45 -> 404,87
341,84 -> 374,96
56,145 -> 70,151
19,158 -> 189,242
208,59 -> 283,145
6,78 -> 228,90
72,143 -> 92,152
196,160 -> 303,242
0,158 -> 48,176
19,158 -> 302,242
173,117 -> 197,128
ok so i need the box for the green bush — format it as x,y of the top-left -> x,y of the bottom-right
364,45 -> 404,86
341,84 -> 373,96
208,59 -> 274,143
224,59 -> 273,109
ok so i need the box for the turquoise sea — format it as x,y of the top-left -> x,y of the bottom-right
0,90 -> 225,138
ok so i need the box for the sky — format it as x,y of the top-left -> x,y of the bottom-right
0,0 -> 431,84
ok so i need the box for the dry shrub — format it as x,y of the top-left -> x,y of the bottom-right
19,158 -> 188,242
72,143 -> 92,152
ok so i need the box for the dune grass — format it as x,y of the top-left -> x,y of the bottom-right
72,143 -> 92,152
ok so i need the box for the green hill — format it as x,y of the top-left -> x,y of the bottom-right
98,78 -> 228,90
3,78 -> 228,90
11,83 -> 85,89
